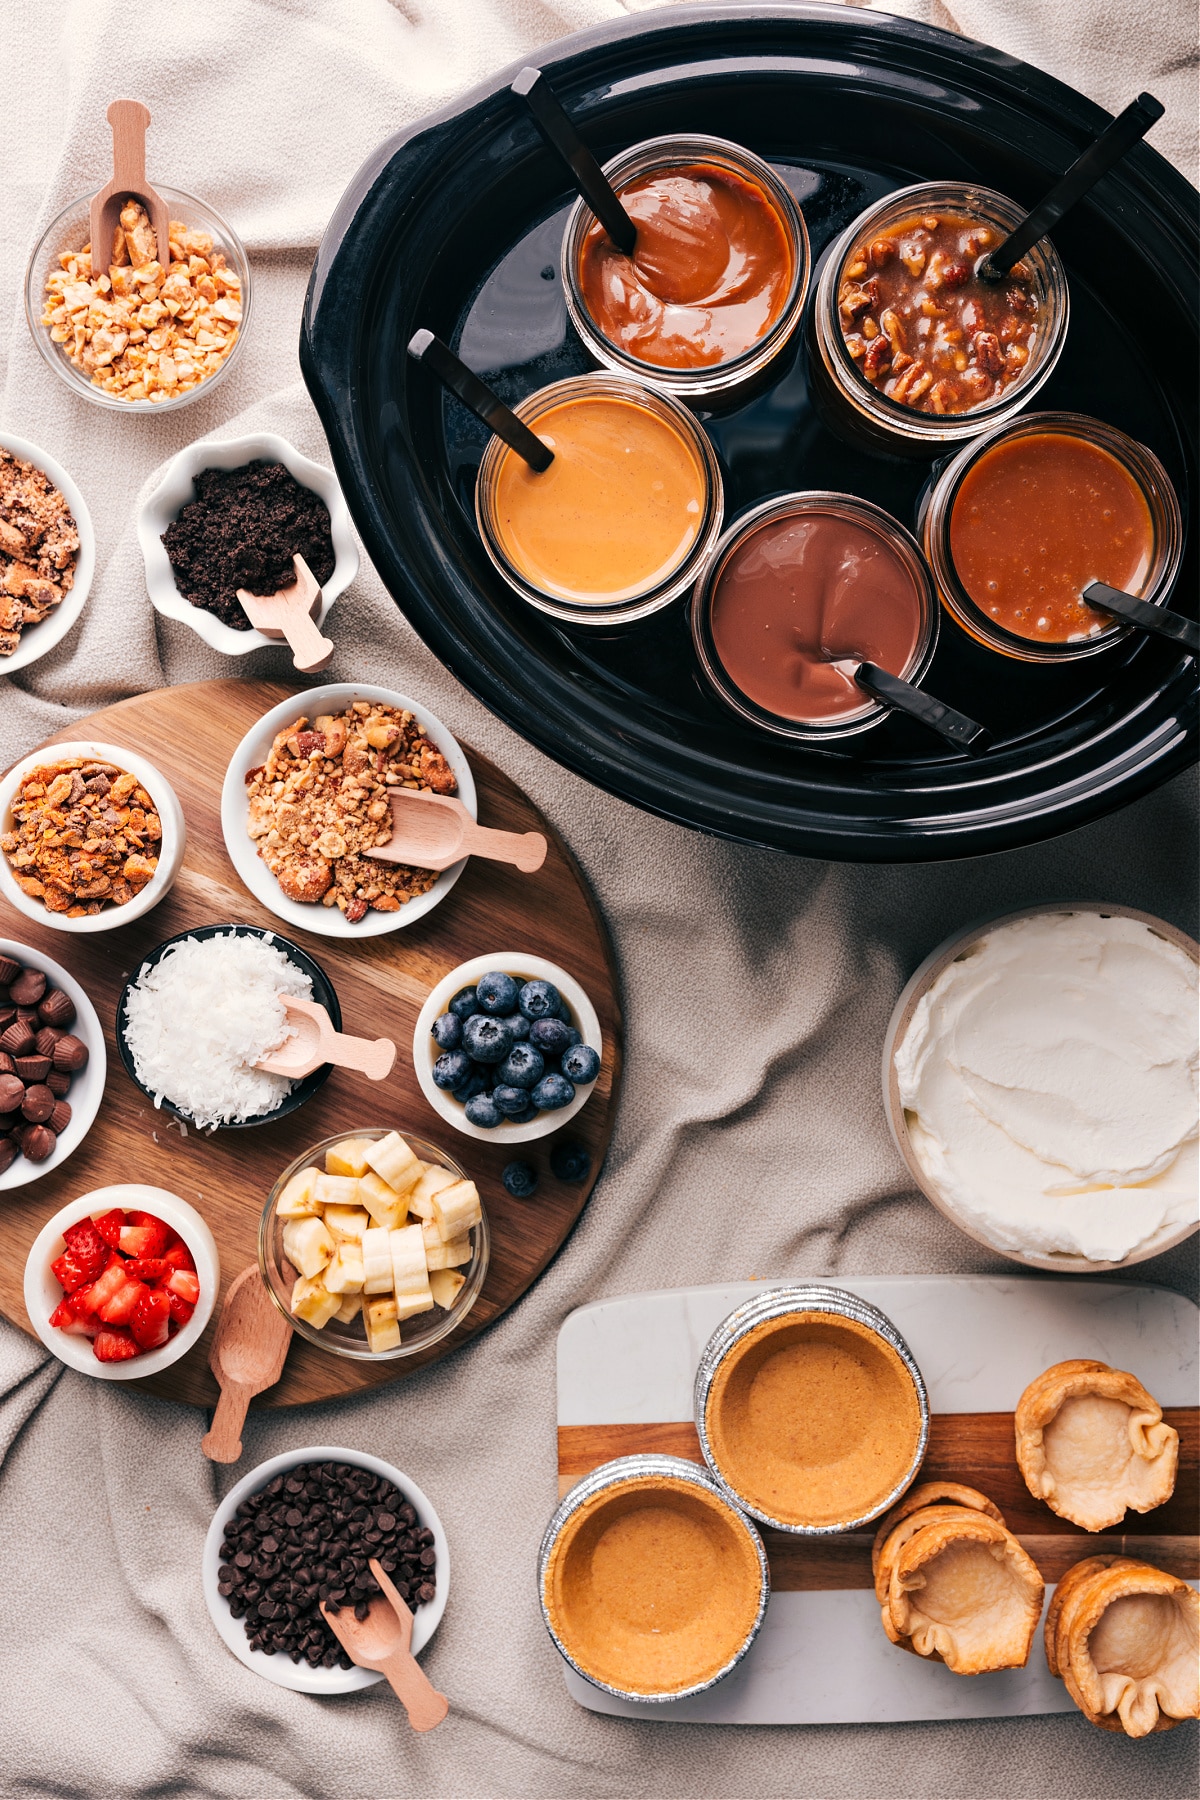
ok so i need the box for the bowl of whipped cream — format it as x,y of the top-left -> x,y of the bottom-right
883,904 -> 1199,1271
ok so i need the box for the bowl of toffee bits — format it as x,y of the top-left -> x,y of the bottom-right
202,1447 -> 449,1693
136,432 -> 358,656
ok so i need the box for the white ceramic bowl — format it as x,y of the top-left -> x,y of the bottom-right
221,684 -> 475,938
882,902 -> 1200,1273
415,952 -> 603,1144
201,1445 -> 450,1694
0,432 -> 95,674
24,1182 -> 219,1378
0,740 -> 185,933
136,432 -> 359,656
0,936 -> 106,1192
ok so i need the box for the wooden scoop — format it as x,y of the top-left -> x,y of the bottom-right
254,994 -> 395,1082
90,100 -> 172,274
237,554 -> 334,673
366,789 -> 547,873
201,1266 -> 293,1463
321,1557 -> 448,1731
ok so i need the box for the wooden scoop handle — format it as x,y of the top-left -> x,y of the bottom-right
459,817 -> 547,873
369,1558 -> 449,1732
201,1379 -> 253,1463
89,100 -> 170,269
324,1029 -> 396,1082
276,600 -> 334,674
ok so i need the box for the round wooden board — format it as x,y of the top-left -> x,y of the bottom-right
0,679 -> 622,1408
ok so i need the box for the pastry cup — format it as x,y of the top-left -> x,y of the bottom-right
877,1498 -> 1043,1674
1045,1555 -> 1198,1736
1014,1358 -> 1179,1531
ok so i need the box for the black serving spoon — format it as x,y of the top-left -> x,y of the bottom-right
1083,581 -> 1200,655
511,66 -> 638,255
980,92 -> 1164,280
830,659 -> 993,755
407,330 -> 552,472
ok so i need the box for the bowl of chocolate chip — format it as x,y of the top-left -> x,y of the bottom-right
137,432 -> 358,657
0,940 -> 105,1190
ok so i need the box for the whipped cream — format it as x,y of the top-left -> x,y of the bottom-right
895,912 -> 1199,1262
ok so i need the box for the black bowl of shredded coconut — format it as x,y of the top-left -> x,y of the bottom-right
161,460 -> 336,628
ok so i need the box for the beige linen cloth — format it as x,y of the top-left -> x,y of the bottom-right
0,2 -> 1196,1795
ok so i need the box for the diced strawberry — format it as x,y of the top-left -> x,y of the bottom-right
161,1239 -> 195,1272
166,1292 -> 194,1328
122,1256 -> 170,1284
98,1277 -> 147,1326
50,1299 -> 99,1338
164,1268 -> 200,1305
61,1218 -> 110,1280
93,1326 -> 139,1363
93,1208 -> 127,1249
119,1222 -> 170,1257
51,1248 -> 99,1293
86,1260 -> 131,1312
50,1298 -> 76,1329
130,1286 -> 171,1350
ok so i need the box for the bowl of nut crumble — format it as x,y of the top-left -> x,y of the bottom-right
25,187 -> 251,412
220,686 -> 475,938
0,432 -> 94,673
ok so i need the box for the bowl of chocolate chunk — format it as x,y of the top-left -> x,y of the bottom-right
0,433 -> 94,673
137,432 -> 358,656
0,741 -> 185,932
0,939 -> 106,1190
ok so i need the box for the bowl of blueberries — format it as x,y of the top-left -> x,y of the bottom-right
413,954 -> 603,1144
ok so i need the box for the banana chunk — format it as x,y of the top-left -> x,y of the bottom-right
333,1289 -> 362,1325
407,1163 -> 458,1222
275,1167 -> 322,1218
282,1215 -> 334,1279
324,1204 -> 370,1242
325,1137 -> 375,1178
425,1234 -> 472,1271
363,1293 -> 401,1353
361,1225 -> 394,1295
365,1131 -> 421,1196
429,1267 -> 466,1310
431,1178 -> 482,1243
325,1242 -> 365,1294
314,1172 -> 361,1209
291,1274 -> 341,1329
389,1223 -> 435,1320
357,1170 -> 408,1231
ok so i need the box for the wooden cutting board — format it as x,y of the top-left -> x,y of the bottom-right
0,678 -> 622,1408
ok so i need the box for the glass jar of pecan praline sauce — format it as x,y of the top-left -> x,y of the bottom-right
808,182 -> 1069,459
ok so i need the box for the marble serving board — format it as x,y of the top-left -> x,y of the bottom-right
555,1277 -> 1199,1725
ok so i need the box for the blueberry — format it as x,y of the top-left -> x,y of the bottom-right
464,1093 -> 502,1129
557,998 -> 574,1023
492,1083 -> 530,1116
519,979 -> 561,1021
507,1012 -> 531,1042
448,985 -> 479,1020
531,1072 -> 575,1111
452,1071 -> 489,1104
476,970 -> 520,1016
530,1017 -> 572,1055
506,1100 -> 538,1124
502,1160 -> 539,1198
431,1012 -> 462,1051
432,1049 -> 471,1091
461,1013 -> 513,1064
561,1043 -> 600,1084
497,1042 -> 545,1090
550,1140 -> 591,1182
562,1025 -> 581,1049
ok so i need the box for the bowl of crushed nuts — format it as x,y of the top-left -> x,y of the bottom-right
0,741 -> 186,932
220,686 -> 475,938
24,187 -> 250,412
0,432 -> 94,674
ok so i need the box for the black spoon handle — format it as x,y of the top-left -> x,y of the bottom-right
407,330 -> 552,473
1084,581 -> 1200,655
512,66 -> 638,256
853,662 -> 993,755
983,92 -> 1165,278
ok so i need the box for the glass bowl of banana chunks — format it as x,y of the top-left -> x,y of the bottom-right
259,1128 -> 490,1359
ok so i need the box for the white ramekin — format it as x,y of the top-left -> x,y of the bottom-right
881,902 -> 1200,1273
136,431 -> 359,656
0,739 -> 186,933
0,432 -> 95,675
414,952 -> 603,1144
220,684 -> 475,939
0,936 -> 106,1192
201,1445 -> 450,1694
24,1183 -> 219,1379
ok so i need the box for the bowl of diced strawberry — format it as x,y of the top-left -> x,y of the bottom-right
25,1183 -> 219,1377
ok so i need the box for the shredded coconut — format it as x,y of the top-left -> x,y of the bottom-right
123,932 -> 313,1128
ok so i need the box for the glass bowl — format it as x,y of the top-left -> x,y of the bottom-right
259,1128 -> 489,1359
808,182 -> 1069,458
25,186 -> 251,413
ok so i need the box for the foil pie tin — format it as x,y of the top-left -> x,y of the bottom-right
537,1453 -> 770,1703
693,1283 -> 931,1535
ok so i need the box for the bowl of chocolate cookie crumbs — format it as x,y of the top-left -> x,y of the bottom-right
0,433 -> 94,673
221,685 -> 475,938
137,432 -> 358,656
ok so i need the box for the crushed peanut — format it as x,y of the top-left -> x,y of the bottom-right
2,759 -> 161,916
245,701 -> 457,922
0,450 -> 79,657
41,201 -> 241,403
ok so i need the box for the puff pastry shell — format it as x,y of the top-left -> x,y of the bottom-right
1015,1360 -> 1178,1532
1045,1555 -> 1199,1736
872,1483 -> 1044,1674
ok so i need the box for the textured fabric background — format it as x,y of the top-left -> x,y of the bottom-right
0,2 -> 1196,1795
